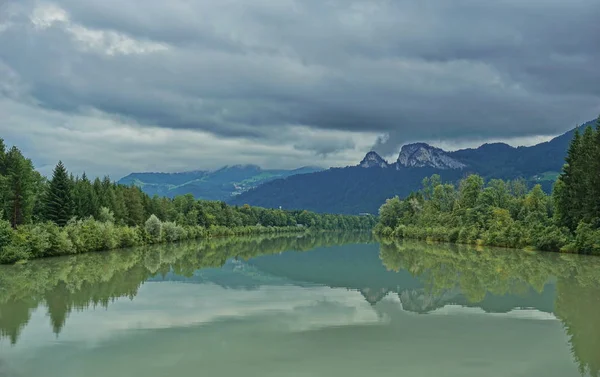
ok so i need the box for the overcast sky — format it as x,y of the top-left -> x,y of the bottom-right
1,0 -> 598,178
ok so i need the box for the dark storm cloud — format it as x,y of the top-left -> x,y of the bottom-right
0,0 -> 599,172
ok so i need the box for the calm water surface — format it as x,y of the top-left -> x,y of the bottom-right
1,233 -> 599,377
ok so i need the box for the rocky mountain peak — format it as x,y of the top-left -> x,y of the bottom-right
396,143 -> 466,170
359,151 -> 389,168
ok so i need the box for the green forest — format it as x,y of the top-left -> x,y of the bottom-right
375,116 -> 600,254
0,140 -> 375,264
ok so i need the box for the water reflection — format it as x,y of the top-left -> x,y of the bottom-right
0,234 -> 599,376
379,239 -> 600,377
0,232 -> 372,344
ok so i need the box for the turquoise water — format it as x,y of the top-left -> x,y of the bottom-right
0,234 -> 598,376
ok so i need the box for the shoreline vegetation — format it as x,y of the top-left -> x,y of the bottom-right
0,139 -> 375,264
374,117 -> 600,255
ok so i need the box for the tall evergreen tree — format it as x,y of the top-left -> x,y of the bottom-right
98,176 -> 117,213
124,187 -> 145,226
112,185 -> 128,224
3,147 -> 36,228
579,126 -> 597,223
555,129 -> 582,230
0,138 -> 7,175
554,121 -> 600,230
45,161 -> 74,226
591,116 -> 600,226
0,139 -> 7,213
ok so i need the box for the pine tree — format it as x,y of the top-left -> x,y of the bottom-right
73,173 -> 99,219
554,123 -> 600,230
0,139 -> 7,214
45,161 -> 74,226
3,147 -> 35,227
591,116 -> 600,226
0,138 -> 7,175
98,176 -> 117,213
579,126 -> 597,224
112,185 -> 128,224
555,129 -> 582,230
124,187 -> 145,226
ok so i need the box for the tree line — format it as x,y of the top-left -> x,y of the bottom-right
0,139 -> 376,263
375,116 -> 600,254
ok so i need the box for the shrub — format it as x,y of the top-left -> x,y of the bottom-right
0,220 -> 12,250
118,226 -> 140,248
98,207 -> 116,223
100,222 -> 119,250
145,215 -> 162,243
43,222 -> 75,256
0,244 -> 31,264
533,225 -> 571,252
12,225 -> 52,258
65,218 -> 104,253
163,221 -> 184,242
574,222 -> 600,255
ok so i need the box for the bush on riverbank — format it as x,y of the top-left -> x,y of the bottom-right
0,213 -> 313,264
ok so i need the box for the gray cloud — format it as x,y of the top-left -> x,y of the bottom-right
0,0 -> 599,176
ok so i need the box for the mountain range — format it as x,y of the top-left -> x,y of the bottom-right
229,121 -> 595,214
120,120 -> 594,214
118,165 -> 323,201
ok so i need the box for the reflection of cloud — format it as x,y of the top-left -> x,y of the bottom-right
428,305 -> 558,320
12,283 -> 384,347
1,286 -> 579,377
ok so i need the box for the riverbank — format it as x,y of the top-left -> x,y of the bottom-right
0,216 -> 319,264
373,221 -> 600,255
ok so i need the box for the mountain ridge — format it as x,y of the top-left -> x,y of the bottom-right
231,121 -> 596,214
118,165 -> 323,201
360,151 -> 389,168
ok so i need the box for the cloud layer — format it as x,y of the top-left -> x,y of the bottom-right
1,0 -> 598,177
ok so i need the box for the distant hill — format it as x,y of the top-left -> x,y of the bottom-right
230,121 -> 595,214
118,165 -> 323,201
447,126 -> 586,179
230,166 -> 467,214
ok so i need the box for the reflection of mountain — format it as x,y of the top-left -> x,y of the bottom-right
360,288 -> 392,306
150,240 -> 559,315
147,259 -> 307,289
243,242 -> 557,314
398,289 -> 462,313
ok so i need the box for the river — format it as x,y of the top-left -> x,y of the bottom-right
0,233 -> 598,376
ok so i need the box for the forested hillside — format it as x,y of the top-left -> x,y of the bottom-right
232,167 -> 467,214
448,121 -> 593,179
232,121 -> 594,214
118,165 -> 322,201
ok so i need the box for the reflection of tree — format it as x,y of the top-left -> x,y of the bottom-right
556,276 -> 600,377
0,232 -> 372,344
379,239 -> 564,302
379,239 -> 600,377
